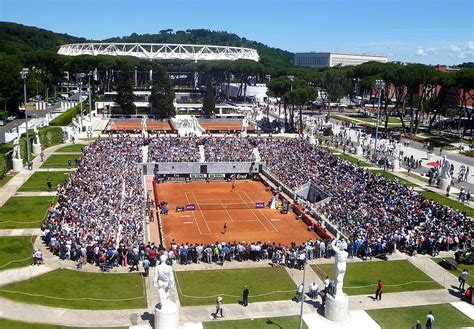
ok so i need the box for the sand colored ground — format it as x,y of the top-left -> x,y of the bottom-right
199,121 -> 255,132
107,120 -> 174,131
152,180 -> 318,245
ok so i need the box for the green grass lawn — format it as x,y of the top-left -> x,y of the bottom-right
175,267 -> 296,306
368,304 -> 474,329
0,236 -> 34,271
420,191 -> 474,216
57,144 -> 86,153
312,260 -> 441,296
336,153 -> 372,167
18,171 -> 69,192
0,174 -> 14,187
0,268 -> 146,310
356,116 -> 403,125
203,316 -> 307,329
0,318 -> 127,329
434,257 -> 474,286
40,154 -> 80,168
370,170 -> 418,187
0,196 -> 55,229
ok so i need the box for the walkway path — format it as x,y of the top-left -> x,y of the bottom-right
0,228 -> 41,237
0,141 -> 87,207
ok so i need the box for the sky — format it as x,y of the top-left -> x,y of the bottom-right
1,0 -> 473,65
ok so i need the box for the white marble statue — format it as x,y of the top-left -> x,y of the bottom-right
141,116 -> 148,138
331,235 -> 348,299
393,143 -> 401,159
154,254 -> 175,303
33,125 -> 40,145
440,155 -> 451,180
13,137 -> 21,159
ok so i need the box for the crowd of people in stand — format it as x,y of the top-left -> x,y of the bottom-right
148,137 -> 200,162
203,137 -> 255,162
41,134 -> 472,267
254,136 -> 472,257
42,136 -> 145,265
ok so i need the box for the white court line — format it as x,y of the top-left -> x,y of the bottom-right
191,192 -> 212,234
219,199 -> 234,222
242,191 -> 278,232
184,192 -> 203,235
235,191 -> 270,232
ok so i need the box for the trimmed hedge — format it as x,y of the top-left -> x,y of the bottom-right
49,103 -> 89,127
0,126 -> 64,179
38,126 -> 63,148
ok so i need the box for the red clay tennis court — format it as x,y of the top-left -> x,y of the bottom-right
199,121 -> 255,132
152,180 -> 318,245
106,120 -> 175,132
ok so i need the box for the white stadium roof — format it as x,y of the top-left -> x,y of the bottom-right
58,43 -> 259,62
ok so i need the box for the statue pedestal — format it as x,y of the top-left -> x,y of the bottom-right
355,145 -> 363,156
309,135 -> 316,145
325,294 -> 349,322
154,301 -> 179,329
439,177 -> 451,190
241,130 -> 248,138
426,152 -> 433,161
393,159 -> 400,170
12,158 -> 23,171
33,143 -> 41,155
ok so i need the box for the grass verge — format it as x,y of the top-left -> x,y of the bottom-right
175,267 -> 296,306
18,171 -> 69,192
57,144 -> 86,153
203,316 -> 308,329
0,196 -> 55,229
40,154 -> 80,169
0,174 -> 14,188
336,153 -> 372,167
312,260 -> 441,296
370,170 -> 418,187
420,191 -> 474,216
368,304 -> 474,329
434,257 -> 474,286
0,236 -> 34,271
0,268 -> 146,310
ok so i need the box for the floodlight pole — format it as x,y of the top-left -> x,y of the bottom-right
21,68 -> 31,166
299,261 -> 306,329
374,80 -> 385,159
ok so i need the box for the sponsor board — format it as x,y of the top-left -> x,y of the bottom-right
159,173 -> 250,181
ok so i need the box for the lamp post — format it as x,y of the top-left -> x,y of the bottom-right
76,73 -> 86,131
88,71 -> 93,121
21,68 -> 31,167
374,79 -> 385,159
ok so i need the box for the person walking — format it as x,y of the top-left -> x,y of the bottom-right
214,296 -> 224,319
296,283 -> 304,302
242,285 -> 249,307
142,258 -> 150,277
375,279 -> 383,301
231,179 -> 236,192
414,320 -> 422,329
223,223 -> 227,235
426,311 -> 434,329
459,269 -> 469,291
310,282 -> 318,300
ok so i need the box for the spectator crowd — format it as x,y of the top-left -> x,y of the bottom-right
41,134 -> 472,268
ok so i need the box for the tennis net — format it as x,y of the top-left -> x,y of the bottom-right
185,202 -> 265,210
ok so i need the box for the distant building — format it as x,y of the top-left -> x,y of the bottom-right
294,52 -> 388,68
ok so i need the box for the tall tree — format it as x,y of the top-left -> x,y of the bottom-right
115,71 -> 135,115
150,68 -> 175,118
202,79 -> 215,117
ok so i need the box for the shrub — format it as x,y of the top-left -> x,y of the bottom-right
38,126 -> 63,148
49,104 -> 89,127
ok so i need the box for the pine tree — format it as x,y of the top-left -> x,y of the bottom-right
202,79 -> 215,117
150,68 -> 175,118
115,71 -> 135,115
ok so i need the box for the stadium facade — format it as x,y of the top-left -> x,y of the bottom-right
294,52 -> 388,68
